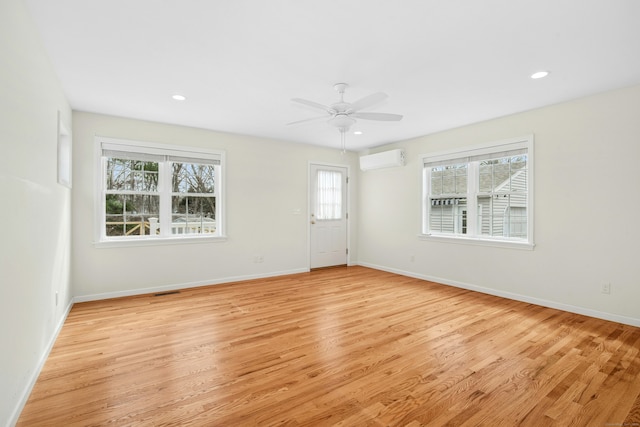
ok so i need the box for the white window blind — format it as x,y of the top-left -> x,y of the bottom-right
424,145 -> 527,168
102,141 -> 221,165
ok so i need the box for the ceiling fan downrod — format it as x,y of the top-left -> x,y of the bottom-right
333,82 -> 349,102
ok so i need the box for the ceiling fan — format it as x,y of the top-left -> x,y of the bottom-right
288,83 -> 403,152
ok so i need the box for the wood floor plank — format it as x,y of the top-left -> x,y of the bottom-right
17,266 -> 640,426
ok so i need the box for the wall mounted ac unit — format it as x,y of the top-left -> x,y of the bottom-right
359,149 -> 406,171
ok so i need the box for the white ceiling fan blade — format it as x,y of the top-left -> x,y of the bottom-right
291,98 -> 333,113
349,92 -> 388,112
287,115 -> 328,126
351,112 -> 403,121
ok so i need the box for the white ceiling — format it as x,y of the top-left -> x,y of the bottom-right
25,0 -> 640,151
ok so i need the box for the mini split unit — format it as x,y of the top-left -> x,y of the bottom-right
359,149 -> 406,171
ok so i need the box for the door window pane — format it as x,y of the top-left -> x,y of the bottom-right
317,170 -> 342,220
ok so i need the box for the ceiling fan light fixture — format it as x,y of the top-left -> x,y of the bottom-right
329,114 -> 356,131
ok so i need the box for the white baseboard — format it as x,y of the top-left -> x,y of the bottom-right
358,262 -> 640,328
73,268 -> 310,303
8,299 -> 74,427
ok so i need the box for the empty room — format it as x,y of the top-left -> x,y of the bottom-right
2,0 -> 640,425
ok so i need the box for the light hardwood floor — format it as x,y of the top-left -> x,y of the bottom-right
18,266 -> 640,426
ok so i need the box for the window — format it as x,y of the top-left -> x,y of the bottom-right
97,137 -> 224,244
422,135 -> 533,249
316,169 -> 343,220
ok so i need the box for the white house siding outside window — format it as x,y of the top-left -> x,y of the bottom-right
96,137 -> 224,244
422,135 -> 534,249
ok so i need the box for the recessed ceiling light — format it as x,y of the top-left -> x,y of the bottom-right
172,94 -> 187,101
354,131 -> 363,135
530,71 -> 550,79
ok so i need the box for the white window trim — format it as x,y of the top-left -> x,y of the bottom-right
419,135 -> 535,250
94,136 -> 227,247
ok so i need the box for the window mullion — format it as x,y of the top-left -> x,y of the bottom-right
158,159 -> 171,237
423,167 -> 430,234
100,156 -> 107,240
466,162 -> 478,236
215,164 -> 222,233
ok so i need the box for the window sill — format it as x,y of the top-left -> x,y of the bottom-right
94,235 -> 228,248
418,233 -> 535,250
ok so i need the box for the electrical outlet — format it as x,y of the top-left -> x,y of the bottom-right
55,291 -> 59,306
601,283 -> 611,294
409,255 -> 415,262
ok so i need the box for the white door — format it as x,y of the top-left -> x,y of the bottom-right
310,164 -> 348,268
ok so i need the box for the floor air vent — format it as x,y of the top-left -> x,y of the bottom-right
154,291 -> 180,297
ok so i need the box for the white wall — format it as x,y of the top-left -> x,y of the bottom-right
72,112 -> 359,299
358,84 -> 640,326
4,1 -> 638,421
0,0 -> 73,425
